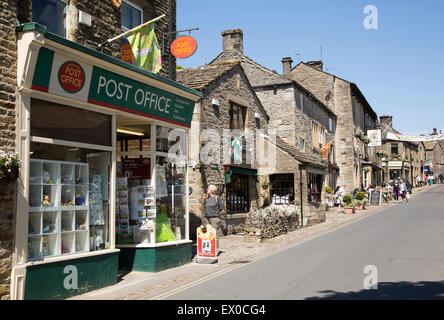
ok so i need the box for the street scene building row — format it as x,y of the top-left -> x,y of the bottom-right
0,0 -> 443,300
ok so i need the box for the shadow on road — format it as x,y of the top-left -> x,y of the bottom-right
306,281 -> 444,300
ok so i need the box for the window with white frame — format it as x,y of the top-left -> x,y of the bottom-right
121,0 -> 143,31
32,0 -> 68,37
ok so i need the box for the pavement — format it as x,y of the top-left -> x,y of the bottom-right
70,184 -> 436,300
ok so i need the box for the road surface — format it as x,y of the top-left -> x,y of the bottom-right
159,184 -> 444,300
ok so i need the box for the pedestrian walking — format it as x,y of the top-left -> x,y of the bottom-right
399,179 -> 408,203
393,180 -> 400,203
202,185 -> 224,255
335,186 -> 345,213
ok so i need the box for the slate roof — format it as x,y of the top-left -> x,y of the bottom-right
176,60 -> 240,90
267,135 -> 327,168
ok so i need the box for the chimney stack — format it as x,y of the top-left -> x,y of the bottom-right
222,29 -> 243,54
306,61 -> 323,71
379,115 -> 393,129
281,57 -> 293,76
432,128 -> 438,135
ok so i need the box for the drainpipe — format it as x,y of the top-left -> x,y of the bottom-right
299,165 -> 305,227
168,0 -> 175,80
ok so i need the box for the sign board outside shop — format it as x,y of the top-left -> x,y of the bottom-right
367,129 -> 382,147
370,190 -> 382,206
170,35 -> 197,59
31,47 -> 196,128
195,225 -> 217,264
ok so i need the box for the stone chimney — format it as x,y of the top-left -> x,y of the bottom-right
432,128 -> 438,135
222,29 -> 243,54
379,115 -> 393,129
306,61 -> 323,71
282,57 -> 293,76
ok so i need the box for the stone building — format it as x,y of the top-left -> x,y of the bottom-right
207,29 -> 338,223
0,0 -> 190,300
424,129 -> 444,176
379,116 -> 425,185
176,60 -> 270,236
289,61 -> 382,193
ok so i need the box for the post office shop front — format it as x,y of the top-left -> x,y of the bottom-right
11,23 -> 201,300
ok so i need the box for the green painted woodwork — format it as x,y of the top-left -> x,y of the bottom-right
32,47 -> 54,90
24,252 -> 119,300
17,23 -> 202,98
118,243 -> 192,272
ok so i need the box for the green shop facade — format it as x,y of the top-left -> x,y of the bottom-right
11,23 -> 201,300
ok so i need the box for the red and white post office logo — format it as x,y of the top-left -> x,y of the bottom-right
58,61 -> 85,94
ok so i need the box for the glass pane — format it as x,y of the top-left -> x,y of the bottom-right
132,6 -> 141,26
156,156 -> 187,243
31,98 -> 112,146
121,2 -> 132,29
28,142 -> 111,261
32,0 -> 65,36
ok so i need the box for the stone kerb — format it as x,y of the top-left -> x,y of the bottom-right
244,205 -> 300,242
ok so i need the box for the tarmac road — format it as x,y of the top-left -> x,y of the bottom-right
158,184 -> 444,300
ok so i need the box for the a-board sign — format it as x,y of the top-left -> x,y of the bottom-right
370,190 -> 382,206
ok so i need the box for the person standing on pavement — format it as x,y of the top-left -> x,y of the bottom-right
399,179 -> 408,203
202,185 -> 224,255
393,180 -> 400,202
335,186 -> 345,213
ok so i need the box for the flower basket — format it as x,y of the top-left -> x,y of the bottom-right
0,151 -> 21,184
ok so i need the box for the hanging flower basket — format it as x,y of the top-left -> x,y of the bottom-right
362,166 -> 371,173
0,151 -> 21,184
356,132 -> 370,144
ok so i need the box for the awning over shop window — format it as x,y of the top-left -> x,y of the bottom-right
225,167 -> 257,184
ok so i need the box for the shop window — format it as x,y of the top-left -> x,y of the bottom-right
226,175 -> 250,214
28,142 -> 111,261
307,173 -> 323,203
391,144 -> 399,155
32,0 -> 67,37
230,103 -> 247,131
115,124 -> 188,246
155,156 -> 187,242
31,99 -> 112,147
270,174 -> 294,205
156,125 -> 187,157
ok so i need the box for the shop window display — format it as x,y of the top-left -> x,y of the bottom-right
156,156 -> 187,243
28,142 -> 111,260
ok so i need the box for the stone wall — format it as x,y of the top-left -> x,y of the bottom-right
0,0 -> 19,300
16,0 -> 175,79
244,205 -> 300,242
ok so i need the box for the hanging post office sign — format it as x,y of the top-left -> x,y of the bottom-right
31,47 -> 195,128
170,35 -> 197,59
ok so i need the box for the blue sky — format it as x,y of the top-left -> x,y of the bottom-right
177,0 -> 444,136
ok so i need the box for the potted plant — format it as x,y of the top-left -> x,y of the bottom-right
362,166 -> 371,173
342,194 -> 355,214
355,191 -> 368,210
0,150 -> 21,184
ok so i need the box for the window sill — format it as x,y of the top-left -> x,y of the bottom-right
116,240 -> 192,248
24,249 -> 120,267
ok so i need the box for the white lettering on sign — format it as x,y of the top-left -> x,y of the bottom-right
97,75 -> 171,114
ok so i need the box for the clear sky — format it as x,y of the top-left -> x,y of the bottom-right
176,0 -> 444,136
